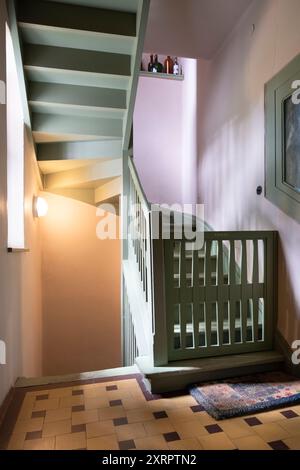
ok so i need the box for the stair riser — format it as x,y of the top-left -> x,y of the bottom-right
144,362 -> 284,394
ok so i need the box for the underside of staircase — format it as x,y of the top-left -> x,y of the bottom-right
8,0 -> 150,207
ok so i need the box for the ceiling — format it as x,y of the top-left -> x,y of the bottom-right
144,0 -> 253,59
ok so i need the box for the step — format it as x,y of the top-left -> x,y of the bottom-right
15,364 -> 139,388
17,0 -> 137,37
136,351 -> 285,394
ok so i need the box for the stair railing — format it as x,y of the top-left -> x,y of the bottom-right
123,157 -> 278,367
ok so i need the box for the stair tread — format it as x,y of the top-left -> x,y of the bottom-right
136,351 -> 284,379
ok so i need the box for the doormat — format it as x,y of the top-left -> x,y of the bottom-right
189,371 -> 300,420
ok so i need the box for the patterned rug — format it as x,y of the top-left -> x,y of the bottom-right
190,372 -> 300,420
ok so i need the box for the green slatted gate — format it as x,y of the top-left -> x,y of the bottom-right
164,232 -> 277,361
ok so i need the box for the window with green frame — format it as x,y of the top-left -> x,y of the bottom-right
265,53 -> 300,224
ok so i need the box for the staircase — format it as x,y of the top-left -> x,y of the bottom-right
8,0 -> 150,207
123,157 -> 284,393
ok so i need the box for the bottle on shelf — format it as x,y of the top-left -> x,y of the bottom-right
153,54 -> 163,73
148,54 -> 154,72
164,56 -> 174,74
173,57 -> 180,75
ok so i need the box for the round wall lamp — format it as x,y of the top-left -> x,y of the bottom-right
33,196 -> 48,218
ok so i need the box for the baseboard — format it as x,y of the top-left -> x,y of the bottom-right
275,330 -> 300,377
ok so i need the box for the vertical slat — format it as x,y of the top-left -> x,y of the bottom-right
229,239 -> 236,345
193,246 -> 200,348
217,240 -> 224,347
164,239 -> 176,354
180,241 -> 188,349
241,239 -> 248,343
205,240 -> 212,347
252,239 -> 259,342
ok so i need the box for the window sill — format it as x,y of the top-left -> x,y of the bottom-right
7,247 -> 30,253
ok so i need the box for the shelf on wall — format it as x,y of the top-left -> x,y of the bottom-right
139,71 -> 184,81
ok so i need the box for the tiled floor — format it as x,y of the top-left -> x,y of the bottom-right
2,375 -> 300,450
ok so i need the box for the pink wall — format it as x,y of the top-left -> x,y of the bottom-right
40,194 -> 121,376
198,0 -> 300,345
134,57 -> 200,207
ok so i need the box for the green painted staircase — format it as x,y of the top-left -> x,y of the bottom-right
8,0 -> 150,206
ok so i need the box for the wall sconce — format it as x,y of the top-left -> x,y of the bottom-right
33,196 -> 48,218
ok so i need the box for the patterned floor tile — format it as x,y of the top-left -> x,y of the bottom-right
4,375 -> 300,451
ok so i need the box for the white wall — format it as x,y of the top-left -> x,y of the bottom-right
198,0 -> 300,345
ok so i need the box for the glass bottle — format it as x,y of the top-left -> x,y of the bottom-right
148,54 -> 154,72
164,56 -> 174,74
173,57 -> 180,75
154,54 -> 163,73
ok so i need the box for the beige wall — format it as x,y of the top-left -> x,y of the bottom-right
0,0 -> 42,406
198,0 -> 300,346
40,193 -> 121,376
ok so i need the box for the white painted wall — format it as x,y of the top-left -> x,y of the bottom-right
198,0 -> 300,346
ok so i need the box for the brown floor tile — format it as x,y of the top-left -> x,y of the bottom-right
87,435 -> 119,450
168,438 -> 203,450
218,418 -> 255,439
283,435 -> 300,450
33,398 -> 60,412
86,420 -> 115,439
199,433 -> 236,450
7,433 -> 26,450
135,435 -> 170,450
59,395 -> 85,408
253,423 -> 290,442
98,406 -> 126,421
85,397 -> 109,411
122,398 -> 147,411
167,407 -> 195,423
23,437 -> 55,450
126,408 -> 154,424
14,417 -> 44,434
144,419 -> 176,437
278,416 -> 300,435
43,419 -> 72,438
172,419 -> 208,440
45,407 -> 72,423
233,435 -> 271,450
56,432 -> 87,450
48,388 -> 73,399
115,422 -> 146,442
72,409 -> 98,426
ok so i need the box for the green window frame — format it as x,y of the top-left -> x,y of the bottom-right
265,53 -> 300,223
